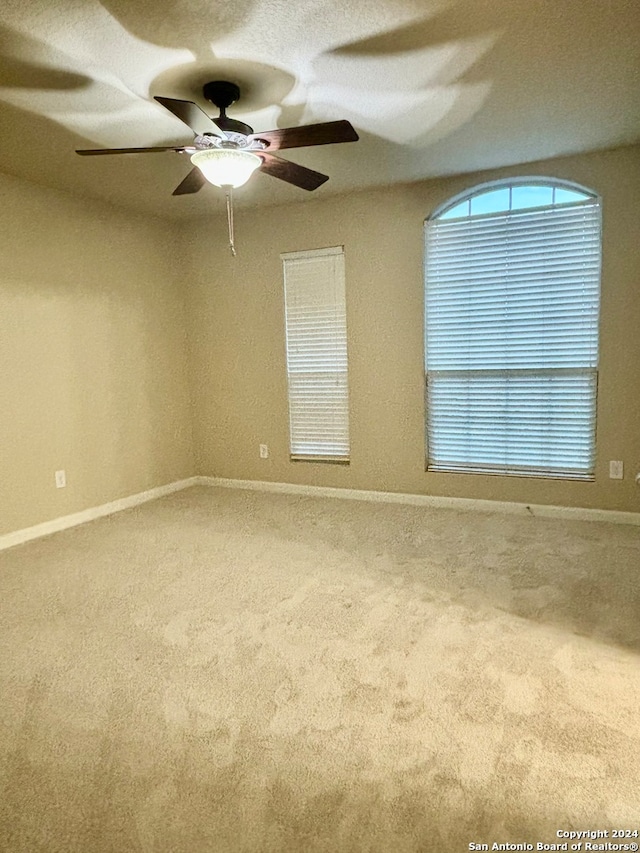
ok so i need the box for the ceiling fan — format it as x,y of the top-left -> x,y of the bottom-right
76,80 -> 359,195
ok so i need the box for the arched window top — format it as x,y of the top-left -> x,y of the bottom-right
431,178 -> 597,221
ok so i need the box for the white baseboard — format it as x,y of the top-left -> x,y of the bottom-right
0,477 -> 200,552
200,477 -> 640,526
2,475 -> 637,552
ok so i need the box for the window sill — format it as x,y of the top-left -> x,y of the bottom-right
426,464 -> 594,482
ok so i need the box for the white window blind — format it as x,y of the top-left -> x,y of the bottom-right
425,182 -> 601,479
282,246 -> 350,462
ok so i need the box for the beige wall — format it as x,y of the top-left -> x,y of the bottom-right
183,144 -> 640,513
2,145 -> 638,537
0,173 -> 194,535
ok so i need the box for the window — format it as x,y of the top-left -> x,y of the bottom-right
424,179 -> 601,479
282,246 -> 350,463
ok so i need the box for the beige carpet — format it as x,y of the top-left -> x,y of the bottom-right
1,486 -> 639,852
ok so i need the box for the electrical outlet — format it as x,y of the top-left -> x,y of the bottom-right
55,469 -> 66,488
259,444 -> 269,459
609,460 -> 624,480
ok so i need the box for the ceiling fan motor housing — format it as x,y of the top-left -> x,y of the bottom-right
213,116 -> 254,137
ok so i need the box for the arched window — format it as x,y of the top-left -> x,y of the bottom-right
424,179 -> 601,479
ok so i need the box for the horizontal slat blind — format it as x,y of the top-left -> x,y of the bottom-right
425,197 -> 601,478
283,246 -> 350,462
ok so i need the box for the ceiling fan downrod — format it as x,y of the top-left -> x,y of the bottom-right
202,81 -> 253,138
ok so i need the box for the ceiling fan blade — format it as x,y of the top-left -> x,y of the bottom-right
76,146 -> 192,156
249,120 -> 358,151
154,96 -> 225,138
258,152 -> 329,191
172,167 -> 207,196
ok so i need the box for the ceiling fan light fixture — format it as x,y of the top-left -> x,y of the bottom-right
190,148 -> 261,188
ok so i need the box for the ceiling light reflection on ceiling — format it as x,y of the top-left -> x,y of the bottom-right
190,148 -> 261,188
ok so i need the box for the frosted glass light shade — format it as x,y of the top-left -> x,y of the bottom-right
190,149 -> 261,188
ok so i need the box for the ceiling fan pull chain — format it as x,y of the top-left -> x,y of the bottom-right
225,187 -> 236,257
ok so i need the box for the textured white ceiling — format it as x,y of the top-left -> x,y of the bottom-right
0,0 -> 638,218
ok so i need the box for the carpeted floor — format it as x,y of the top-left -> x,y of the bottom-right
1,485 -> 639,852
